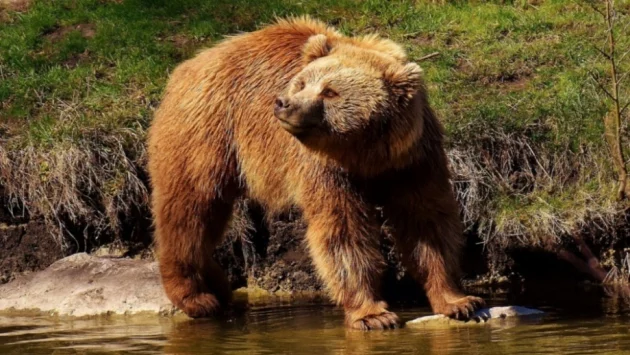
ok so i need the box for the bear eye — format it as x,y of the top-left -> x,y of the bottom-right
295,80 -> 305,91
321,88 -> 338,99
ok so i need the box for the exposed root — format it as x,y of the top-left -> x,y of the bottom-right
557,242 -> 608,282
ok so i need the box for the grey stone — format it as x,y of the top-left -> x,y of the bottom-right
407,306 -> 544,326
0,253 -> 176,317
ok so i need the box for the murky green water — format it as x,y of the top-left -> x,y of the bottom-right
1,285 -> 629,354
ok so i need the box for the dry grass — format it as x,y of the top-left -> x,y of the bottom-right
448,130 -> 624,250
0,128 -> 148,247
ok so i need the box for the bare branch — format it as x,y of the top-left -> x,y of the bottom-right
618,48 -> 630,63
594,45 -> 612,60
588,2 -> 606,18
417,52 -> 440,62
402,31 -> 421,39
621,101 -> 630,115
589,70 -> 616,101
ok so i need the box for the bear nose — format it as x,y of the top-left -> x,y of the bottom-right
275,97 -> 290,110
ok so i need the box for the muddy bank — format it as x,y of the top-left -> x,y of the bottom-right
0,188 -> 596,304
215,202 -> 438,299
0,252 -> 544,319
0,191 -> 66,284
0,196 -> 423,300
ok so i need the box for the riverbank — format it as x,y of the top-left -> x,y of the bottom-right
1,0 -> 630,287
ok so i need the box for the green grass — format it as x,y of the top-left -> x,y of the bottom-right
0,0 -> 629,258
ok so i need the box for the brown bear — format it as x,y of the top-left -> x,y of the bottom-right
147,16 -> 484,330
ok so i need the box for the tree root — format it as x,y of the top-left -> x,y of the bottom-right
557,236 -> 608,282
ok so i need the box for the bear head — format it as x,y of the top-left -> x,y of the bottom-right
274,33 -> 428,175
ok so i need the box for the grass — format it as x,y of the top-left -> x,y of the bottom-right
0,0 -> 629,270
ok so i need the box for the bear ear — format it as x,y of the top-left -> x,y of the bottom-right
355,34 -> 407,62
384,62 -> 423,99
303,34 -> 332,64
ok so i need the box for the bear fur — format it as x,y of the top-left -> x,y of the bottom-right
147,16 -> 484,330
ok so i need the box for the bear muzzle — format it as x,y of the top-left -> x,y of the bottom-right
274,96 -> 323,136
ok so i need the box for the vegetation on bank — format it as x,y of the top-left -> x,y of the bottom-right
0,0 -> 629,278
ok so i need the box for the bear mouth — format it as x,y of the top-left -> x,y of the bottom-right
277,117 -> 318,136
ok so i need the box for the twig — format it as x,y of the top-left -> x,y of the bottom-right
418,52 -> 440,62
402,31 -> 421,39
594,45 -> 612,60
588,2 -> 606,18
588,70 -> 616,101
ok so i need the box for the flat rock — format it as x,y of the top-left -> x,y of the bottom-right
407,306 -> 544,327
0,253 -> 176,317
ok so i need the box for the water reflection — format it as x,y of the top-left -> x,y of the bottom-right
1,286 -> 630,354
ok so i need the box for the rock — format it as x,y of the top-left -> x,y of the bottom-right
407,306 -> 544,327
0,253 -> 176,317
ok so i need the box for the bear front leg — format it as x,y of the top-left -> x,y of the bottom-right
385,179 -> 485,320
414,220 -> 485,320
301,180 -> 399,330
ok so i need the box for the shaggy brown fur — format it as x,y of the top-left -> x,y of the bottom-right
147,16 -> 484,330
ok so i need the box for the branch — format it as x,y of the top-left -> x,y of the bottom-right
618,48 -> 630,64
589,69 -> 616,101
594,45 -> 612,61
557,249 -> 608,282
574,236 -> 605,276
402,31 -> 421,39
621,101 -> 630,115
557,235 -> 609,282
588,2 -> 606,18
417,52 -> 440,62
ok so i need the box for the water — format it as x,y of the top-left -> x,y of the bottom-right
1,284 -> 629,354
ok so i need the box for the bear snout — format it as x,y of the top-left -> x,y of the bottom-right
274,96 -> 294,120
275,97 -> 290,110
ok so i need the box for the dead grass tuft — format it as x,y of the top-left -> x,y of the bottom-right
448,130 -> 624,250
0,0 -> 30,12
0,128 -> 148,248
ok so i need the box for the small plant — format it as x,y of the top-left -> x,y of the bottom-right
587,0 -> 630,200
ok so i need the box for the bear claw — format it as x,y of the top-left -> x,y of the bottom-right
350,311 -> 401,331
439,295 -> 485,321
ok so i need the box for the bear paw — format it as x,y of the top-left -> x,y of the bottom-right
436,295 -> 485,321
346,302 -> 400,330
179,292 -> 222,318
351,311 -> 401,330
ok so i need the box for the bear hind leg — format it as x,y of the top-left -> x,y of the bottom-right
154,183 -> 239,318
